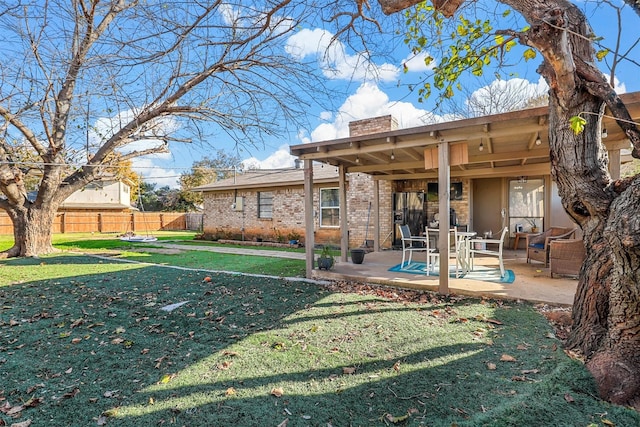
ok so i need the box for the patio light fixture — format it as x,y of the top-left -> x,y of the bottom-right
535,133 -> 542,145
390,150 -> 395,160
478,141 -> 484,151
355,156 -> 360,163
602,128 -> 608,138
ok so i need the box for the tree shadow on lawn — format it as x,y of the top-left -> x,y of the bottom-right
1,255 -> 638,426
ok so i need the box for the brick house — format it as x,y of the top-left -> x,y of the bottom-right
196,163 -> 391,246
290,92 -> 640,281
198,92 -> 640,274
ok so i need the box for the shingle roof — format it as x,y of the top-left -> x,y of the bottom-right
194,165 -> 340,192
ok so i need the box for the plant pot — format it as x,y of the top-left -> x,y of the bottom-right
317,256 -> 334,270
350,249 -> 365,264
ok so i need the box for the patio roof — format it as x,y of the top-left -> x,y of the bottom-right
290,91 -> 640,178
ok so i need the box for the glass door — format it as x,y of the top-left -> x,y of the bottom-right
509,178 -> 544,233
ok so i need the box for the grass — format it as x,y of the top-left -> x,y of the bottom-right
1,247 -> 639,426
0,232 -> 308,277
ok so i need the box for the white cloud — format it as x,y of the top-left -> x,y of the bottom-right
309,82 -> 438,142
466,77 -> 550,116
131,157 -> 180,188
242,144 -> 296,169
285,28 -> 399,82
403,51 -> 436,73
604,73 -> 626,94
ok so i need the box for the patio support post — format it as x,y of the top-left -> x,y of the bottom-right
304,159 -> 315,278
339,165 -> 348,262
373,179 -> 380,252
438,142 -> 451,295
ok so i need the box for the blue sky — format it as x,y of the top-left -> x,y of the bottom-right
130,1 -> 640,188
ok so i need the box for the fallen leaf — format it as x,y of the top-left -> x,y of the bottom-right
277,419 -> 288,427
500,354 -> 516,362
384,413 -> 410,423
23,397 -> 43,408
487,362 -> 497,370
10,420 -> 31,427
564,393 -> 575,403
158,374 -> 176,384
271,387 -> 284,397
7,405 -> 24,416
521,369 -> 540,374
217,361 -> 232,370
225,387 -> 236,396
601,418 -> 615,426
96,415 -> 108,425
342,367 -> 356,375
61,388 -> 79,399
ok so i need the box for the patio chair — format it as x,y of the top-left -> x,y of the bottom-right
398,224 -> 429,268
549,239 -> 586,278
526,227 -> 577,267
425,227 -> 461,277
468,227 -> 509,277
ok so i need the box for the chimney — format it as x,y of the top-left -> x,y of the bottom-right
348,115 -> 398,137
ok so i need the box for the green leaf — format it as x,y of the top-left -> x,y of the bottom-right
596,49 -> 609,61
523,48 -> 537,61
569,116 -> 587,134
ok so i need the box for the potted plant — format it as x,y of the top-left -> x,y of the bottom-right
350,247 -> 366,264
527,218 -> 539,233
317,246 -> 335,270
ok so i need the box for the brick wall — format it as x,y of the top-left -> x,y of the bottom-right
201,185 -> 340,245
348,115 -> 398,138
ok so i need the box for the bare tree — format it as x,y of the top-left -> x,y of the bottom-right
374,0 -> 640,406
0,0 -> 327,257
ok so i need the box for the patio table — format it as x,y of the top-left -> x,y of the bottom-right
456,231 -> 477,274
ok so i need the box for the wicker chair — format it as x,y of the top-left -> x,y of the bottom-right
526,227 -> 577,267
549,239 -> 586,278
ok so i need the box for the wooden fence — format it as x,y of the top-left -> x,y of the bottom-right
0,211 -> 203,235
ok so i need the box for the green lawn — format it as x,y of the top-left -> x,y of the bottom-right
0,236 -> 638,426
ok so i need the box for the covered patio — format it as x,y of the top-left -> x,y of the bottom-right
291,91 -> 640,297
311,247 -> 578,306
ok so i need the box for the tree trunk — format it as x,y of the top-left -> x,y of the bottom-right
376,0 -> 640,407
1,205 -> 58,258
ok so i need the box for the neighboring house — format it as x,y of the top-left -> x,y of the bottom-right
58,178 -> 133,212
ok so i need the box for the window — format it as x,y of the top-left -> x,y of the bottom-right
258,191 -> 273,219
320,188 -> 339,227
509,178 -> 544,232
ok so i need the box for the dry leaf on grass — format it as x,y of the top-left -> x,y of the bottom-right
271,387 -> 284,397
500,354 -> 516,362
342,367 -> 356,374
487,362 -> 497,370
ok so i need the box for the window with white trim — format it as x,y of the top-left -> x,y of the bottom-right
320,187 -> 339,227
258,191 -> 273,219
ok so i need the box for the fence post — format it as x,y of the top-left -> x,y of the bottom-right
98,213 -> 102,233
